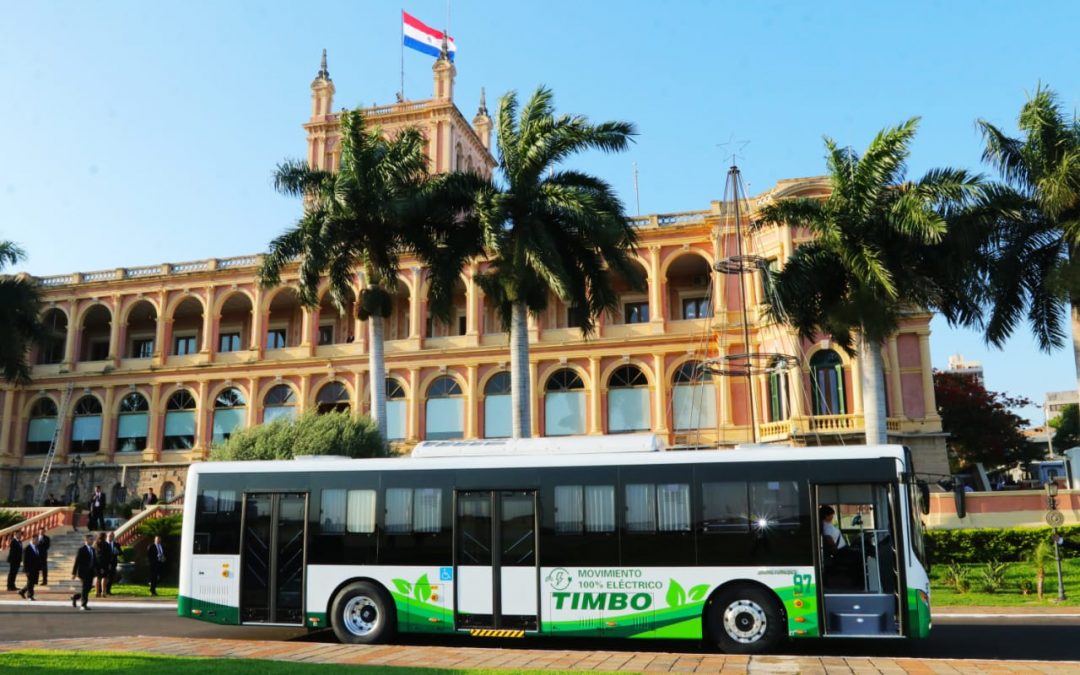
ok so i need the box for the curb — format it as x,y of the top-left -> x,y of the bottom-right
0,600 -> 176,610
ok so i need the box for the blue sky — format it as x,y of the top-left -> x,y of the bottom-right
2,1 -> 1079,420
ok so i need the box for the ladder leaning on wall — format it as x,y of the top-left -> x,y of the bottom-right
34,381 -> 75,505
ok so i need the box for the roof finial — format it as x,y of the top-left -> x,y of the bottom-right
438,34 -> 450,60
477,87 -> 488,116
316,48 -> 331,81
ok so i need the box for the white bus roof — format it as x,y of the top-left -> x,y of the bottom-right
191,440 -> 907,476
411,433 -> 664,457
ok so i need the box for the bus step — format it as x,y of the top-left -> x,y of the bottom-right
468,629 -> 525,638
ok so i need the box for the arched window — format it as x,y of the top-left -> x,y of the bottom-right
316,382 -> 350,415
164,390 -> 197,450
212,387 -> 247,444
162,481 -> 176,503
672,361 -> 717,431
608,365 -> 651,433
386,379 -> 407,441
767,367 -> 790,422
484,372 -> 512,439
810,349 -> 846,415
425,376 -> 464,440
263,384 -> 297,424
26,398 -> 58,455
71,395 -> 103,454
545,369 -> 586,436
116,392 -> 149,452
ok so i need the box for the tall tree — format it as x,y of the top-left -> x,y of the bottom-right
0,241 -> 43,384
260,109 -> 478,439
471,87 -> 641,438
933,371 -> 1039,470
976,86 -> 1080,403
755,118 -> 982,444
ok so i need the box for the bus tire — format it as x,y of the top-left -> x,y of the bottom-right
330,581 -> 397,645
707,585 -> 785,654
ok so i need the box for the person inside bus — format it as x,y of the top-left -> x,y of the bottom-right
820,505 -> 860,590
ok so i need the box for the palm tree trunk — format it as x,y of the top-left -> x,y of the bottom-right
510,300 -> 532,439
1071,303 -> 1080,450
859,330 -> 889,445
368,314 -> 387,440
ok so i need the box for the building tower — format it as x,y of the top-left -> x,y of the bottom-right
311,49 -> 335,119
432,37 -> 455,101
473,88 -> 492,151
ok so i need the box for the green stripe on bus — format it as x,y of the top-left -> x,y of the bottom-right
177,595 -> 240,625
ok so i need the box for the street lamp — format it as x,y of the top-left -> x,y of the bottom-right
68,456 -> 84,505
1045,481 -> 1067,601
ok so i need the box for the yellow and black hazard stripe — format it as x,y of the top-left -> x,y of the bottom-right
468,628 -> 525,638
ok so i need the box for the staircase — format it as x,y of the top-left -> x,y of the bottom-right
0,529 -> 128,594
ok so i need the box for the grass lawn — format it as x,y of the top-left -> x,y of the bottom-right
106,584 -> 178,598
0,650 -> 591,674
929,559 -> 1080,606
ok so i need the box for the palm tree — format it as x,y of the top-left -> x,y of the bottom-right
471,87 -> 641,438
976,86 -> 1080,401
755,118 -> 982,444
260,109 -> 479,439
0,240 -> 43,384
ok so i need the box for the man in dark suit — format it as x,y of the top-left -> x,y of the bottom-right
71,533 -> 96,610
36,528 -> 50,585
88,486 -> 106,531
6,532 -> 22,591
18,534 -> 42,600
104,531 -> 121,596
142,487 -> 158,508
148,535 -> 166,596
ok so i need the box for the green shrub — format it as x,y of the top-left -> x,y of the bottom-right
210,410 -> 389,462
136,513 -> 182,538
942,562 -> 970,592
1018,578 -> 1035,595
976,560 -> 1009,593
0,510 -> 23,529
926,525 -> 1080,564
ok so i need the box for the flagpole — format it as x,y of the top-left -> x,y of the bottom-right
399,9 -> 405,100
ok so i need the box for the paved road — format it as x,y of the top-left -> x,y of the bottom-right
1,605 -> 1078,662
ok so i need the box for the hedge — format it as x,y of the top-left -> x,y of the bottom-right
927,525 -> 1080,564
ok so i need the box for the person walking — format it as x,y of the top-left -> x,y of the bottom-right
6,532 -> 23,591
148,535 -> 165,596
93,532 -> 111,598
71,533 -> 96,610
104,531 -> 121,596
142,488 -> 158,507
18,534 -> 41,601
88,486 -> 106,531
37,528 -> 50,586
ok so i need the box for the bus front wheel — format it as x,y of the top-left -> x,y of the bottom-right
707,585 -> 785,654
330,581 -> 397,645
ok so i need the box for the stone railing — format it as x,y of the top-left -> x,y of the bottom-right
34,255 -> 266,288
114,504 -> 184,547
0,506 -> 72,549
804,414 -> 864,434
628,210 -> 710,229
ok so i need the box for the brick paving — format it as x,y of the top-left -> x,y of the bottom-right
0,636 -> 1078,674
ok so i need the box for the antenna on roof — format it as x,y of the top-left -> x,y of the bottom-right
633,161 -> 641,215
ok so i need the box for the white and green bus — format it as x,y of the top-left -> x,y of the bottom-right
178,436 -> 931,653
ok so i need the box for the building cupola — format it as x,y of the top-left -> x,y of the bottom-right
432,37 -> 455,101
472,87 -> 492,150
310,48 -> 335,119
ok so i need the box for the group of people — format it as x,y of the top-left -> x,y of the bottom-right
70,532 -> 167,609
5,528 -> 50,601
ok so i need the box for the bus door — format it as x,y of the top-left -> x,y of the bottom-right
454,490 -> 539,632
239,492 -> 308,625
813,484 -> 903,637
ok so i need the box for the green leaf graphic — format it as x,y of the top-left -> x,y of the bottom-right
392,578 -> 412,596
689,584 -> 709,602
415,574 -> 432,602
666,579 -> 686,608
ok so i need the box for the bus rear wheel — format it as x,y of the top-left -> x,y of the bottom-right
330,581 -> 396,645
708,585 -> 785,654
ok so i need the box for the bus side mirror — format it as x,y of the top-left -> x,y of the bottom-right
917,480 -> 930,515
953,483 -> 966,519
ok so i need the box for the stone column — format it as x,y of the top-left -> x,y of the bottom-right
201,288 -> 215,356
466,266 -> 481,347
408,367 -> 421,441
588,357 -> 602,434
63,299 -> 78,367
465,365 -> 478,438
0,388 -> 15,458
529,361 -> 540,437
918,332 -> 939,422
648,246 -> 665,334
101,386 -> 116,461
251,286 -> 265,355
888,336 -> 904,418
146,382 -> 162,463
652,353 -> 668,435
248,377 -> 260,426
851,350 -> 863,415
108,296 -> 122,364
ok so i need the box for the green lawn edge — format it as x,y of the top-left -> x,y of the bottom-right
930,559 -> 1080,607
0,650 -> 597,675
